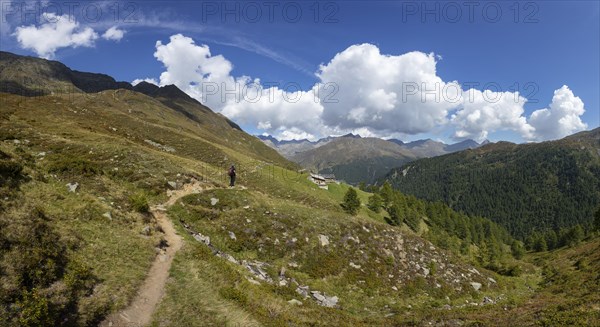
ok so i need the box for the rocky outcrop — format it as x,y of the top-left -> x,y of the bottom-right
180,219 -> 340,308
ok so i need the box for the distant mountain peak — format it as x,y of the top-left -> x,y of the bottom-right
132,81 -> 160,95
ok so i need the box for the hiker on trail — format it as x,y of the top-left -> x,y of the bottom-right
228,165 -> 236,187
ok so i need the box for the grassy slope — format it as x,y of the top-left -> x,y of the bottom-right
421,237 -> 600,326
0,90 -> 291,325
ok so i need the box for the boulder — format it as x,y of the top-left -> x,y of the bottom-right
193,233 -> 211,245
66,182 -> 79,193
470,282 -> 482,291
311,291 -> 325,302
296,286 -> 310,298
318,234 -> 330,246
311,291 -> 339,307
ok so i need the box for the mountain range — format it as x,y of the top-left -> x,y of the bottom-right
259,133 -> 488,184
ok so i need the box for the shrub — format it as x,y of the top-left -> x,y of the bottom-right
219,286 -> 248,305
47,155 -> 100,176
0,207 -> 98,326
129,192 -> 150,213
16,288 -> 53,327
0,159 -> 23,178
303,250 -> 345,278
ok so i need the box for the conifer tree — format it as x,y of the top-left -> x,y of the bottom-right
367,194 -> 383,213
341,187 -> 361,215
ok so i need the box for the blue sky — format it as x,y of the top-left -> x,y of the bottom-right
1,1 -> 598,143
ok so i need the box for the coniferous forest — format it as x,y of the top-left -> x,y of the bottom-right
383,129 -> 600,242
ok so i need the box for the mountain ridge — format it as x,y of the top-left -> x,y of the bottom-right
259,133 -> 488,184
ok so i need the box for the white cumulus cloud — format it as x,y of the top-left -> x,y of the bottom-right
13,13 -> 98,59
220,83 -> 326,140
147,34 -> 326,140
317,44 -> 459,135
138,36 -> 589,142
102,26 -> 125,41
527,85 -> 587,141
451,89 -> 534,141
152,34 -> 245,111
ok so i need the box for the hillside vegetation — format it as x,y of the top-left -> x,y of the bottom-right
384,130 -> 600,240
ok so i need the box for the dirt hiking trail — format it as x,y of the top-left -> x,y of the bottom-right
101,182 -> 205,327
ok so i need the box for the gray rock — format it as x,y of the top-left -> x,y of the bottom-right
141,226 -> 151,236
318,234 -> 329,246
482,296 -> 495,305
243,261 -> 272,282
488,277 -> 497,284
296,286 -> 310,298
217,252 -> 238,264
167,181 -> 178,189
102,212 -> 112,220
349,262 -> 361,269
470,282 -> 482,291
228,231 -> 236,240
311,291 -> 325,302
193,233 -> 211,245
348,236 -> 360,243
321,295 -> 339,308
210,197 -> 219,206
66,182 -> 79,193
288,299 -> 303,306
311,291 -> 338,307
